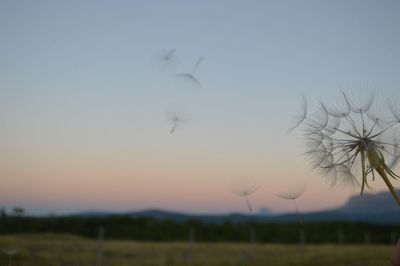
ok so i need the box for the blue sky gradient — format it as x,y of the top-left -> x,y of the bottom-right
0,0 -> 400,214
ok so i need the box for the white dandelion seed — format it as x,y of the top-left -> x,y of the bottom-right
155,48 -> 179,70
165,106 -> 188,134
277,183 -> 306,226
174,56 -> 205,89
232,176 -> 262,213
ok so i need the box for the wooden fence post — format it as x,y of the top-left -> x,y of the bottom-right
337,228 -> 344,244
299,228 -> 306,246
364,230 -> 370,245
391,231 -> 396,246
96,226 -> 105,266
250,229 -> 256,244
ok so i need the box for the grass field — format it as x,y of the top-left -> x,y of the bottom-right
0,234 -> 395,266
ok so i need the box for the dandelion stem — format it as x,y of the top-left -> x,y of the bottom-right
292,199 -> 304,227
377,169 -> 400,206
245,195 -> 252,213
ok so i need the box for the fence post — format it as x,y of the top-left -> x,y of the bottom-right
189,228 -> 195,243
250,229 -> 256,244
364,230 -> 370,245
337,228 -> 344,245
96,226 -> 105,266
186,228 -> 195,263
299,228 -> 306,246
391,231 -> 396,246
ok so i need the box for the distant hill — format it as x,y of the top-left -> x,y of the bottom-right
72,192 -> 400,224
338,191 -> 399,213
272,191 -> 400,224
258,207 -> 273,216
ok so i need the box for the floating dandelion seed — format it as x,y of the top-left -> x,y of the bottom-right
192,56 -> 204,73
169,115 -> 184,134
163,48 -> 177,62
165,106 -> 188,134
174,56 -> 205,89
277,183 -> 306,226
155,48 -> 179,69
232,176 -> 262,213
292,91 -> 400,206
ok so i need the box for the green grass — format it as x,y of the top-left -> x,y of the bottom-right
0,234 -> 395,265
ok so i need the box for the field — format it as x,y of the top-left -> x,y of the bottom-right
0,234 -> 395,266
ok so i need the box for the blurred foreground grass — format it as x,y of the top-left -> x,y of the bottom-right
0,234 -> 394,266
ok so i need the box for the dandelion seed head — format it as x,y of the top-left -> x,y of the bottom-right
292,91 -> 400,205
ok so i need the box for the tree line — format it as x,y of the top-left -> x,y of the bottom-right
0,215 -> 399,244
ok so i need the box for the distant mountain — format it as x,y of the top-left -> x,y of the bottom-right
272,192 -> 400,224
72,192 -> 400,224
258,207 -> 273,216
128,209 -> 193,222
338,191 -> 399,213
73,210 -> 117,217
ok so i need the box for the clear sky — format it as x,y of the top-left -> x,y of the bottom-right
0,0 -> 400,215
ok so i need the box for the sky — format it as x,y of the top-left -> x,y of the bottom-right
0,0 -> 400,215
